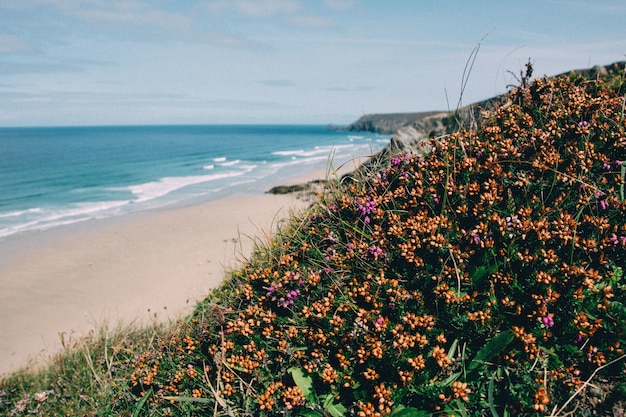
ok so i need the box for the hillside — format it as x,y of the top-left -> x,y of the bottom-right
130,62 -> 626,416
2,61 -> 626,417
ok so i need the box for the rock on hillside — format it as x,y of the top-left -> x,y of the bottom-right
341,112 -> 442,134
271,61 -> 625,193
355,61 -> 626,160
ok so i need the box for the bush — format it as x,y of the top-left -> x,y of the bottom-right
130,64 -> 626,416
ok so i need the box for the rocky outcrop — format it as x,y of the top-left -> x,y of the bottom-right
362,61 -> 625,161
387,95 -> 503,157
348,61 -> 625,159
267,179 -> 327,201
271,61 -> 625,194
341,112 -> 442,134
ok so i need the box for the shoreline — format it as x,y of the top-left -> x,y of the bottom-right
0,175 -> 326,375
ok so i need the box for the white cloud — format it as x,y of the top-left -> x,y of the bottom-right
288,14 -> 334,28
210,0 -> 301,18
323,0 -> 356,11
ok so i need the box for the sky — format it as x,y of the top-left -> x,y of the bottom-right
1,0 -> 625,127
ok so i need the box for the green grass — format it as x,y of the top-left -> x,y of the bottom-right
2,61 -> 626,416
1,320 -> 170,416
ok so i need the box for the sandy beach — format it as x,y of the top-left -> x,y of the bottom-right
0,189 -> 313,375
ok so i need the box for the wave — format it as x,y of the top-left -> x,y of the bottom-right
0,200 -> 129,239
220,159 -> 241,167
213,157 -> 227,162
203,164 -> 215,170
128,167 -> 256,203
0,207 -> 42,219
272,144 -> 356,159
269,155 -> 331,170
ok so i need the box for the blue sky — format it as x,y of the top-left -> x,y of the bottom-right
1,0 -> 625,127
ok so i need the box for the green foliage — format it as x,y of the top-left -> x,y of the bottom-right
0,321 -> 168,416
3,62 -> 626,417
122,63 -> 626,416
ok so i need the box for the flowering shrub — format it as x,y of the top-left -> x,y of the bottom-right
131,63 -> 626,416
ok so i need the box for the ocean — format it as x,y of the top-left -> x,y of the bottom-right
0,125 -> 389,241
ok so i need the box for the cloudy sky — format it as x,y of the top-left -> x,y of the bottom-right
1,0 -> 625,127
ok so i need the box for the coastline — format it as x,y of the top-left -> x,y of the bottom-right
0,182 -> 320,375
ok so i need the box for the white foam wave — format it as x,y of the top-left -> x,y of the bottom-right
0,200 -> 130,239
272,144 -> 356,159
272,149 -> 305,156
213,157 -> 227,162
269,155 -> 330,170
220,159 -> 241,167
129,174 -> 238,203
128,167 -> 256,203
0,207 -> 42,219
203,164 -> 215,170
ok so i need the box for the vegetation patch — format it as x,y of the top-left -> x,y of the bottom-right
2,62 -> 626,416
127,63 -> 626,416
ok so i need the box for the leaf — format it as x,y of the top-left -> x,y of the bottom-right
444,399 -> 468,417
467,331 -> 514,375
325,401 -> 347,417
447,338 -> 459,359
488,370 -> 500,417
471,264 -> 497,287
323,394 -> 346,417
289,367 -> 315,402
439,371 -> 462,387
133,388 -> 152,417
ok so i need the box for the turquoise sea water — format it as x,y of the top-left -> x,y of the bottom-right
0,125 -> 389,240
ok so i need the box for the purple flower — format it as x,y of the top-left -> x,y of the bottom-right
368,246 -> 387,260
603,162 -> 612,170
278,289 -> 300,308
541,316 -> 554,328
356,197 -> 377,224
578,120 -> 589,127
600,200 -> 607,210
390,153 -> 410,167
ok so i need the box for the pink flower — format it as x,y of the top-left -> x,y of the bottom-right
541,316 -> 554,328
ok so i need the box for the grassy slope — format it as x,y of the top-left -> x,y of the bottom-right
2,63 -> 626,417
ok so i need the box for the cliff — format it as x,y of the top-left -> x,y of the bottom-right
348,61 -> 625,161
341,111 -> 442,134
270,61 -> 625,194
